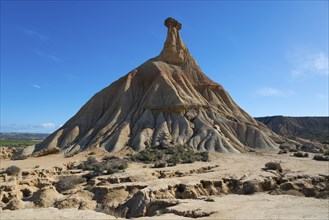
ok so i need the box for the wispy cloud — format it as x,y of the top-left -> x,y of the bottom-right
33,49 -> 61,62
289,52 -> 328,79
0,123 -> 61,133
32,84 -> 41,89
40,123 -> 56,129
24,29 -> 50,42
256,87 -> 294,97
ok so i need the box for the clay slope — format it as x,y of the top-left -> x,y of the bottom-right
35,18 -> 281,155
256,116 -> 329,143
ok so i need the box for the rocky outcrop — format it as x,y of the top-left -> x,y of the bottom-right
34,17 -> 282,155
31,186 -> 63,207
256,116 -> 329,144
91,172 -> 328,218
1,154 -> 328,217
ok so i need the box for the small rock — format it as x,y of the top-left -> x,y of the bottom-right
31,186 -> 63,207
301,188 -> 317,197
280,182 -> 296,191
316,191 -> 329,199
241,180 -> 260,195
3,198 -> 23,210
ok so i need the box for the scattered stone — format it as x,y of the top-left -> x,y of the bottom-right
11,145 -> 35,160
31,186 -> 63,207
3,198 -> 23,210
241,180 -> 260,194
280,182 -> 296,191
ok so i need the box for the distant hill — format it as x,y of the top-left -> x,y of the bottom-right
255,116 -> 329,144
0,132 -> 49,140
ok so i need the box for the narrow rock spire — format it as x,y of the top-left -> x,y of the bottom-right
158,17 -> 187,65
164,17 -> 182,30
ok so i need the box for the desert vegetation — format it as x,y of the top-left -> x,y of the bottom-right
293,152 -> 309,158
1,150 -> 328,219
313,154 -> 329,161
5,165 -> 21,176
77,156 -> 129,175
0,139 -> 41,148
131,144 -> 209,166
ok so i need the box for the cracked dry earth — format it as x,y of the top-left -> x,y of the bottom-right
1,150 -> 329,219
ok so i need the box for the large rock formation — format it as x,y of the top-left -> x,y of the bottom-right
35,18 -> 282,155
256,116 -> 329,143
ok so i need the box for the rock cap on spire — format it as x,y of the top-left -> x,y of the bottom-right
158,17 -> 186,65
164,17 -> 182,30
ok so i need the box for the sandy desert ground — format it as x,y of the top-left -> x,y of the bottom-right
1,149 -> 328,219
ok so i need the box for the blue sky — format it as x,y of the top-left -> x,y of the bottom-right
1,1 -> 328,133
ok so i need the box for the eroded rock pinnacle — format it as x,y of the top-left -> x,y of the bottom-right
164,17 -> 182,30
158,17 -> 186,65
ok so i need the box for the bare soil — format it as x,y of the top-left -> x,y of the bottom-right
1,150 -> 328,219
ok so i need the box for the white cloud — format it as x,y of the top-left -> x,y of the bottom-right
24,29 -> 50,42
289,52 -> 329,79
257,87 -> 281,96
0,123 -> 60,133
40,123 -> 55,129
256,87 -> 294,97
32,84 -> 41,89
33,50 -> 61,62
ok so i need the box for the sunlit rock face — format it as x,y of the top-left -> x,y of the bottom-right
158,18 -> 186,65
34,18 -> 281,155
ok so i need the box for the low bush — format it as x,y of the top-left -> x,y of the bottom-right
153,162 -> 167,168
78,156 -> 128,175
278,150 -> 287,154
132,144 -> 209,165
55,176 -> 86,193
313,155 -> 329,161
293,152 -> 308,158
6,165 -> 21,176
131,150 -> 164,163
264,162 -> 282,172
323,150 -> 329,156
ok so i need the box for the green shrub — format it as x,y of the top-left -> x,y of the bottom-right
55,176 -> 86,192
323,150 -> 329,156
264,162 -> 282,172
278,150 -> 287,154
153,161 -> 167,168
6,165 -> 21,176
78,156 -> 128,176
313,155 -> 329,161
293,152 -> 308,158
87,156 -> 97,164
84,184 -> 92,191
198,151 -> 209,162
132,144 -> 209,165
131,150 -> 164,163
